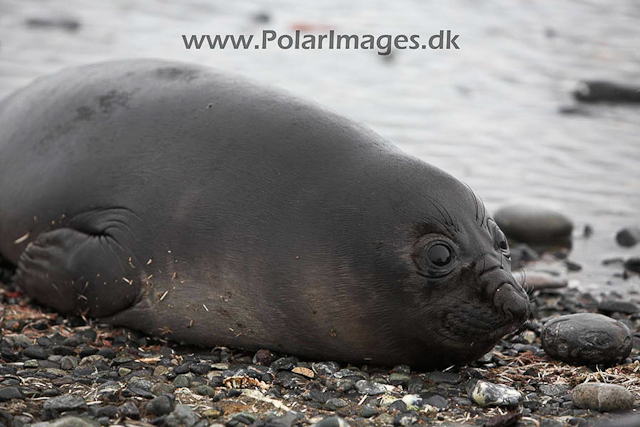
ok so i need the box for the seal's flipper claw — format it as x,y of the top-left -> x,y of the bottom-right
13,228 -> 140,317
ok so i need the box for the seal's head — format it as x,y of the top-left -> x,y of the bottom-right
410,198 -> 529,367
367,161 -> 531,368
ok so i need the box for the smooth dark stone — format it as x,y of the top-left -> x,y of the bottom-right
574,81 -> 640,104
597,300 -> 638,315
23,345 -> 48,360
494,204 -> 573,245
43,393 -> 87,411
190,363 -> 211,375
624,257 -> 640,274
271,357 -> 296,371
97,348 -> 116,359
616,227 -> 640,247
0,387 -> 25,402
147,395 -> 175,416
79,346 -> 99,358
541,313 -> 632,365
424,371 -> 462,384
118,401 -> 140,420
421,393 -> 448,409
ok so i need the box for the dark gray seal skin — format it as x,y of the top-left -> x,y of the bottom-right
0,59 -> 530,368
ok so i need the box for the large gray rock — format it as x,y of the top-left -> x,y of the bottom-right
494,204 -> 573,245
541,313 -> 632,365
572,383 -> 634,412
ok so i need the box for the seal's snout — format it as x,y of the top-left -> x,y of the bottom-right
494,282 -> 530,323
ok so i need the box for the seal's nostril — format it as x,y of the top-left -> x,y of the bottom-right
494,283 -> 530,322
504,296 -> 529,321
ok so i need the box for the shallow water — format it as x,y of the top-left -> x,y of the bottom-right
0,0 -> 638,292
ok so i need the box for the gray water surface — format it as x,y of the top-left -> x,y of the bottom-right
1,0 -> 639,292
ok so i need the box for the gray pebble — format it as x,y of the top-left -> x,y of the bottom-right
324,397 -> 348,411
421,393 -> 448,409
541,313 -> 632,365
147,395 -> 175,415
355,380 -> 386,395
60,356 -> 79,370
388,400 -> 407,412
312,416 -> 350,427
30,416 -> 99,427
311,361 -> 340,377
539,417 -> 564,426
4,334 -> 32,349
94,405 -> 118,418
359,406 -> 379,418
468,380 -> 522,407
424,371 -> 461,384
326,377 -> 354,392
24,359 -> 39,368
166,404 -> 200,427
389,372 -> 411,384
152,382 -> 176,395
96,381 -> 121,401
271,357 -> 296,371
539,384 -> 570,397
572,383 -> 634,412
591,413 -> 640,427
333,368 -> 367,380
393,411 -> 419,426
196,384 -> 215,396
190,362 -> 211,375
0,387 -> 25,401
23,345 -> 48,360
43,394 -> 87,411
392,364 -> 411,374
117,401 -> 140,419
129,377 -> 154,392
173,374 -> 192,388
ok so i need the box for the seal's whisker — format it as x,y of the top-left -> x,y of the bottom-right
516,269 -> 534,296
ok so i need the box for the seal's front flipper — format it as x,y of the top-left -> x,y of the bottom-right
13,228 -> 141,317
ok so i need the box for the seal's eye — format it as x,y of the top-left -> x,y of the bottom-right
413,236 -> 457,278
427,243 -> 452,267
494,228 -> 510,257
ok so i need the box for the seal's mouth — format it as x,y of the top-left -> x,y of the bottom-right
441,306 -> 522,343
439,281 -> 530,346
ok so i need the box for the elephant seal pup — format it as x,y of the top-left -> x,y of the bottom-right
0,59 -> 529,368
